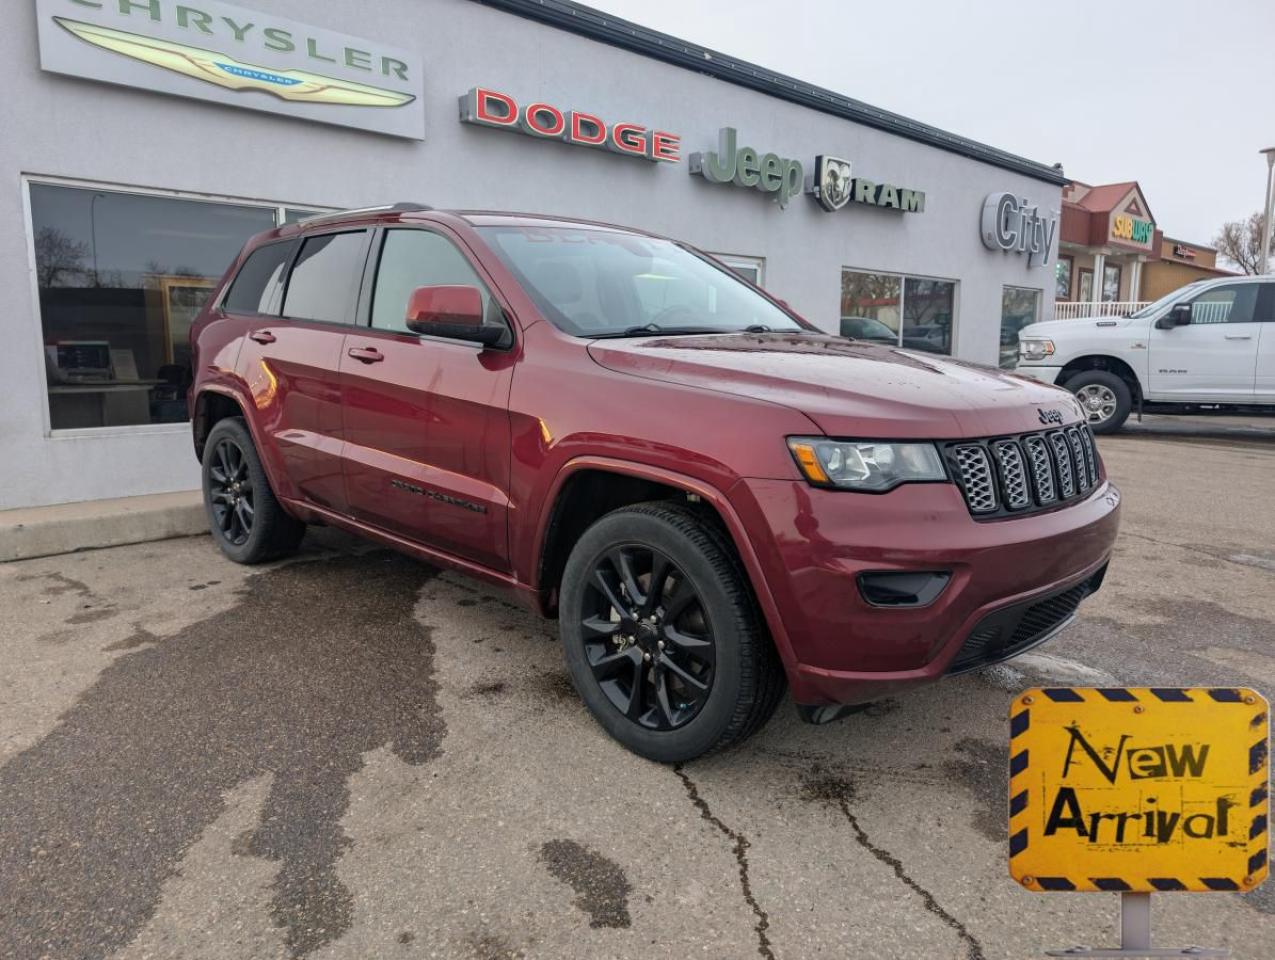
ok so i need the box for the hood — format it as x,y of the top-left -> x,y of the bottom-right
587,332 -> 1084,439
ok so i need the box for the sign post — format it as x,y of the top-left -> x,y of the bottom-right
1008,687 -> 1269,958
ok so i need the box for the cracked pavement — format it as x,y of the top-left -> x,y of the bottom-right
1,416 -> 1273,959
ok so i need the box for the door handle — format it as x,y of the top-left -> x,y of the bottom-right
1224,334 -> 1252,340
347,346 -> 385,364
249,330 -> 277,344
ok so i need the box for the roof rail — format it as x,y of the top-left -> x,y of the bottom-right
296,202 -> 433,226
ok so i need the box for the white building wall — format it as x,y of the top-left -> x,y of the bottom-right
0,0 -> 1062,509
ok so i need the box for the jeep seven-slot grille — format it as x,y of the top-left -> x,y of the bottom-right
945,424 -> 1100,519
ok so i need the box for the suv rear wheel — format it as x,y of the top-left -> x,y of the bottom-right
201,417 -> 305,564
558,502 -> 785,762
1066,370 -> 1132,435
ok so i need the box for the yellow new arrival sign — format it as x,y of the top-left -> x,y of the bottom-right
1009,687 -> 1269,893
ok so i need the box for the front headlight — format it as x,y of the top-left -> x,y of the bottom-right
787,438 -> 946,491
1019,338 -> 1055,362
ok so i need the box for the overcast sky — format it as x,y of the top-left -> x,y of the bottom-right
583,0 -> 1274,249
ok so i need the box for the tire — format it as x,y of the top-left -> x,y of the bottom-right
1065,369 -> 1132,435
558,502 -> 785,763
201,417 -> 305,564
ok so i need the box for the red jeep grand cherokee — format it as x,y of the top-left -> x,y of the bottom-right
190,203 -> 1120,762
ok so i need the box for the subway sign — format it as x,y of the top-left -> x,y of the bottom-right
460,87 -> 681,163
35,0 -> 424,138
1112,213 -> 1154,246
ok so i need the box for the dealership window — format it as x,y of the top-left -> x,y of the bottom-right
29,181 -> 332,431
840,269 -> 956,354
1102,263 -> 1122,302
999,286 -> 1042,368
1055,255 -> 1072,300
708,253 -> 765,287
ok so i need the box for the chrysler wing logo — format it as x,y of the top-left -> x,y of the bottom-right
813,155 -> 853,212
54,18 -> 415,109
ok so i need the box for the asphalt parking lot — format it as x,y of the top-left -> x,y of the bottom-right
2,415 -> 1273,960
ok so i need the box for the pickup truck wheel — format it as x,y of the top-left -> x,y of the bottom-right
202,417 -> 305,564
559,502 -> 785,763
1065,370 -> 1131,434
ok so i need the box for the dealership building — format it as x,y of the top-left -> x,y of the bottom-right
2,0 -> 1070,511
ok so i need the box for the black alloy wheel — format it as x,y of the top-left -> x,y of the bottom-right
200,416 -> 305,564
207,437 -> 255,546
559,502 -> 786,762
582,545 -> 716,731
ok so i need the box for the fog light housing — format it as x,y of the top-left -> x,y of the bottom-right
857,571 -> 951,608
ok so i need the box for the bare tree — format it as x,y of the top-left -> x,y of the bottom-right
34,227 -> 90,288
1213,211 -> 1272,274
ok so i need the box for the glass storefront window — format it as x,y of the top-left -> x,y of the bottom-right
1102,263 -> 1122,302
999,286 -> 1042,369
1055,256 -> 1072,300
31,183 -> 279,430
840,270 -> 954,355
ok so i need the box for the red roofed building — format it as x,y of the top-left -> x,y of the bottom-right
1056,181 -> 1233,318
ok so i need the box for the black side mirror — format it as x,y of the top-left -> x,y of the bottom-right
1157,303 -> 1192,329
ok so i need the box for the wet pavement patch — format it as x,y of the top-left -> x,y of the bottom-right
538,838 -> 633,929
942,738 -> 1007,843
0,551 -> 444,960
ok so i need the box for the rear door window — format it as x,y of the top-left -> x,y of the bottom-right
282,231 -> 369,324
223,241 -> 293,315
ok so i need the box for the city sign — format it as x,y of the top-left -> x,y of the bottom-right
811,155 -> 925,213
35,0 -> 424,138
981,192 -> 1058,268
460,87 -> 681,163
689,127 -> 804,207
1008,686 -> 1269,894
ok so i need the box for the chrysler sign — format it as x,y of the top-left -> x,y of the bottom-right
981,192 -> 1058,268
35,0 -> 423,138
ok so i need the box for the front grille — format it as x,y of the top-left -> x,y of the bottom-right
947,566 -> 1107,675
954,445 -> 997,513
946,423 -> 1100,519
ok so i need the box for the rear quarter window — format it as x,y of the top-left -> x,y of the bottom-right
223,241 -> 294,315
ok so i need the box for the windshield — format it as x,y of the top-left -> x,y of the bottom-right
1128,281 -> 1208,319
477,225 -> 805,338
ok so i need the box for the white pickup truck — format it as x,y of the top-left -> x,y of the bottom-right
1014,275 -> 1275,432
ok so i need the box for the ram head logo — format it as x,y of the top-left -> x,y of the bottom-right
813,155 -> 853,212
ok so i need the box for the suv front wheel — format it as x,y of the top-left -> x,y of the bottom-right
201,417 -> 305,564
558,502 -> 786,763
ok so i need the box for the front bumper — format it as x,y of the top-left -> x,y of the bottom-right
729,476 -> 1121,706
1013,364 -> 1064,386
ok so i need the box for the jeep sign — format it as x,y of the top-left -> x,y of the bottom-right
689,128 -> 804,208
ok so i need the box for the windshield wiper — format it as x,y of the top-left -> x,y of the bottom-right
588,324 -> 724,339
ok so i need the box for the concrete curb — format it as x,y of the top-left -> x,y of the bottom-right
0,491 -> 209,562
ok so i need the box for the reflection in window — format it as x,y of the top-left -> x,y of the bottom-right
281,232 -> 367,324
371,229 -> 495,333
31,183 -> 276,429
999,286 -> 1042,368
840,269 -> 954,355
1187,284 -> 1258,325
1102,263 -> 1122,302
